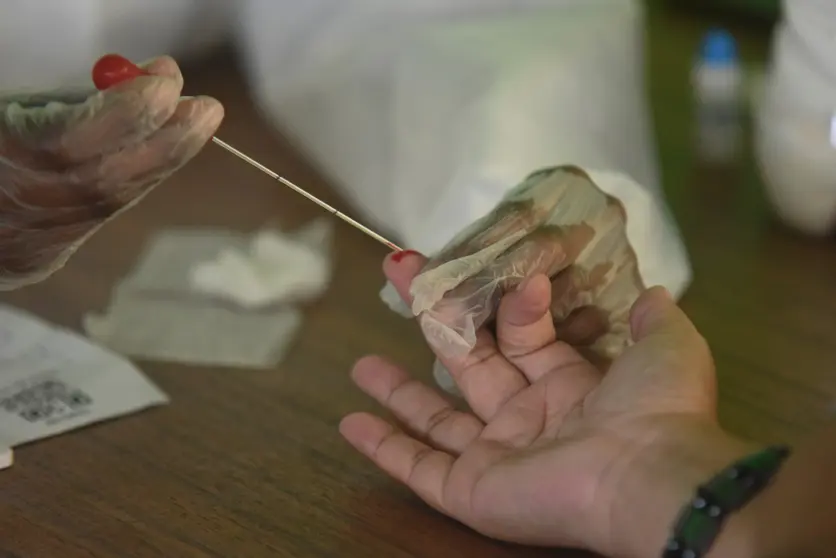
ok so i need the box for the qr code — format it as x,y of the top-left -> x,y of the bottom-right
0,379 -> 93,424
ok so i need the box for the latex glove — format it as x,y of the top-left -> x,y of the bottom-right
408,165 -> 643,363
0,56 -> 223,288
342,256 -> 754,557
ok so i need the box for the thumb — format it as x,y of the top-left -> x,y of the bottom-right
631,286 -> 688,341
629,285 -> 713,373
607,286 -> 717,414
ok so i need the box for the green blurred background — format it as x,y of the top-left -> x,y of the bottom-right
645,0 -> 778,221
667,0 -> 780,21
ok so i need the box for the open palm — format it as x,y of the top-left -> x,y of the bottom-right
340,251 -> 730,556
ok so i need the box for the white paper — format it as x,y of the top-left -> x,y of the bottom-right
0,305 -> 168,448
0,446 -> 12,470
122,223 -> 333,308
84,227 -> 311,368
190,220 -> 334,309
121,228 -> 250,296
84,295 -> 302,369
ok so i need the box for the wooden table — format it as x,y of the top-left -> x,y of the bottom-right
1,6 -> 834,558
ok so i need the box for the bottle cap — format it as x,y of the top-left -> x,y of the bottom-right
699,28 -> 738,67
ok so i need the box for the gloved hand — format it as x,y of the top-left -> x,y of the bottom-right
408,165 -> 644,363
0,56 -> 223,288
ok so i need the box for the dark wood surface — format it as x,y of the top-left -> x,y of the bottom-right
1,6 -> 833,558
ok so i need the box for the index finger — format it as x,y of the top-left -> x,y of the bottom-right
383,250 -> 427,305
384,251 -> 531,422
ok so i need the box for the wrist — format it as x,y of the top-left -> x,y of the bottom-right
607,417 -> 759,558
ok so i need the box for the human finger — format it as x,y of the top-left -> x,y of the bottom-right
351,356 -> 484,454
139,55 -> 183,81
629,287 -> 712,374
0,96 -> 221,244
495,274 -> 555,359
418,224 -> 594,360
1,70 -> 184,168
383,246 -> 540,421
77,95 -> 223,207
383,250 -> 532,422
339,412 -> 454,513
602,286 -> 717,414
553,306 -> 609,346
382,250 -> 427,306
631,286 -> 711,380
0,219 -> 95,288
493,274 -> 595,384
0,97 -> 220,288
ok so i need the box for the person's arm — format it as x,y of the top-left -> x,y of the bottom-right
611,421 -> 836,558
713,423 -> 836,558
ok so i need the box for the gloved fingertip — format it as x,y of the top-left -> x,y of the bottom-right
193,96 -> 225,125
137,55 -> 181,80
168,96 -> 224,141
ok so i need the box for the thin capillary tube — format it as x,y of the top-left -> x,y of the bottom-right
208,137 -> 401,251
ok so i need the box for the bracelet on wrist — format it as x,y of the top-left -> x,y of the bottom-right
662,444 -> 791,558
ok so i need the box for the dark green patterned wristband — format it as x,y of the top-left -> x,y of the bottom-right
662,445 -> 791,558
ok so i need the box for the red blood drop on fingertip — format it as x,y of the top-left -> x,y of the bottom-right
92,54 -> 149,90
391,250 -> 420,263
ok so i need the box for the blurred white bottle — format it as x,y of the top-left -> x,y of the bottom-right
754,0 -> 836,236
692,28 -> 744,165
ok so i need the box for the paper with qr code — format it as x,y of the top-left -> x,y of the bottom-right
0,305 -> 168,449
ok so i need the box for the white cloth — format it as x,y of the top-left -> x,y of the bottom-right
0,0 -> 691,297
755,0 -> 836,235
0,1 -> 232,91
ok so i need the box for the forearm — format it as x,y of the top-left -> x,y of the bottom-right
612,420 -> 836,558
610,418 -> 758,558
712,423 -> 836,558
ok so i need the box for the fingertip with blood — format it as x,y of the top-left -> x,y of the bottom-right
390,249 -> 421,263
383,250 -> 426,302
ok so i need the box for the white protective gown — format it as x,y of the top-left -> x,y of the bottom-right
0,0 -> 691,299
755,0 -> 836,235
